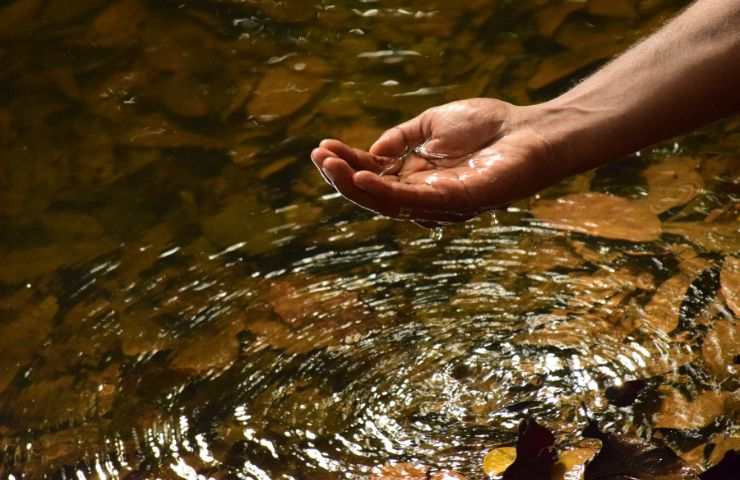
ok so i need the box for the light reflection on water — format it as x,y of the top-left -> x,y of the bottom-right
1,0 -> 735,478
1,214 -> 698,478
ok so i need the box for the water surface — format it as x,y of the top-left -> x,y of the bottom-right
1,0 -> 738,478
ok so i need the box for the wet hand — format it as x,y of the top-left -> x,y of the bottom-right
310,98 -> 562,223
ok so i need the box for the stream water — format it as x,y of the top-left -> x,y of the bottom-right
0,0 -> 738,478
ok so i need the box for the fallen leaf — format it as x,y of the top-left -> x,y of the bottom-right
700,450 -> 740,480
483,447 -> 517,476
247,61 -> 328,121
553,439 -> 602,480
370,463 -> 465,480
641,157 -> 704,214
583,424 -> 696,479
588,0 -> 637,18
707,436 -> 740,468
653,387 -> 727,430
528,44 -> 620,90
663,222 -> 740,254
534,2 -> 585,37
642,274 -> 693,334
700,156 -> 740,183
170,329 -> 239,374
0,296 -> 58,393
0,0 -> 43,39
89,0 -> 148,47
531,193 -> 661,242
605,379 -> 648,407
669,244 -> 712,277
702,319 -> 739,380
720,256 -> 740,316
499,418 -> 556,479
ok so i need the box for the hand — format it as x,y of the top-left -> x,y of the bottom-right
310,98 -> 568,223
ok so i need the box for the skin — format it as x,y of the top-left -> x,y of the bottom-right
311,0 -> 740,223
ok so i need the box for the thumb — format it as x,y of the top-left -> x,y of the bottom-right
369,113 -> 428,158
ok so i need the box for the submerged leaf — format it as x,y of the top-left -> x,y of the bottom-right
247,60 -> 328,121
663,222 -> 740,254
641,157 -> 704,214
707,436 -> 740,469
653,387 -> 728,430
553,439 -> 602,480
499,419 -> 556,479
531,193 -> 661,242
720,256 -> 740,316
371,464 -> 465,480
483,447 -> 517,476
583,425 -> 696,479
700,450 -> 740,480
702,319 -> 740,381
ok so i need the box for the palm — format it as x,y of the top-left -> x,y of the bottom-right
311,99 -> 552,222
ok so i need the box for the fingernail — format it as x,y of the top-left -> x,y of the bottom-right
322,168 -> 335,184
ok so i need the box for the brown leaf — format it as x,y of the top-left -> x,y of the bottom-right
702,319 -> 739,380
653,387 -> 728,430
0,296 -> 58,393
708,436 -> 740,468
700,156 -> 740,183
170,314 -> 244,374
583,424 -> 696,479
553,439 -> 602,480
720,256 -> 740,316
528,44 -> 620,90
265,275 -> 373,353
669,244 -> 712,277
247,60 -> 328,121
500,418 -> 556,479
89,0 -> 148,47
643,274 -> 693,334
370,464 -> 465,480
641,157 -> 704,214
0,0 -> 43,39
701,450 -> 740,480
588,0 -> 637,18
534,2 -> 585,37
663,222 -> 740,254
531,193 -> 661,242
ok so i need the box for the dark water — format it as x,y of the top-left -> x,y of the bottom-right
1,0 -> 738,478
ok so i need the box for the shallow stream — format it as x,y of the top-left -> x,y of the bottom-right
0,1 -> 738,478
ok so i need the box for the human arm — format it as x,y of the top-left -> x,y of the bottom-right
310,0 -> 740,222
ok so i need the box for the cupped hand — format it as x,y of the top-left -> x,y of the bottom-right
310,98 -> 564,223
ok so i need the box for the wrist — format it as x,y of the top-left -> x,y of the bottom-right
516,96 -> 621,178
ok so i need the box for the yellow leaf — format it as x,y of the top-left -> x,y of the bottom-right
483,446 -> 517,476
553,439 -> 602,480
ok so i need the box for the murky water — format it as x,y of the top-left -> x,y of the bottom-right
1,0 -> 738,478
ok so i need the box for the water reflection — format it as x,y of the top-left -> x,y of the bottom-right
1,0 -> 738,478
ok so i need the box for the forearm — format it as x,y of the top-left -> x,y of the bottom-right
529,0 -> 740,175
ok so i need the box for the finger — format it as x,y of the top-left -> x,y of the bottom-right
354,170 -> 471,221
319,139 -> 386,173
322,157 -> 399,217
414,220 -> 444,229
369,113 -> 428,158
310,148 -> 335,185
